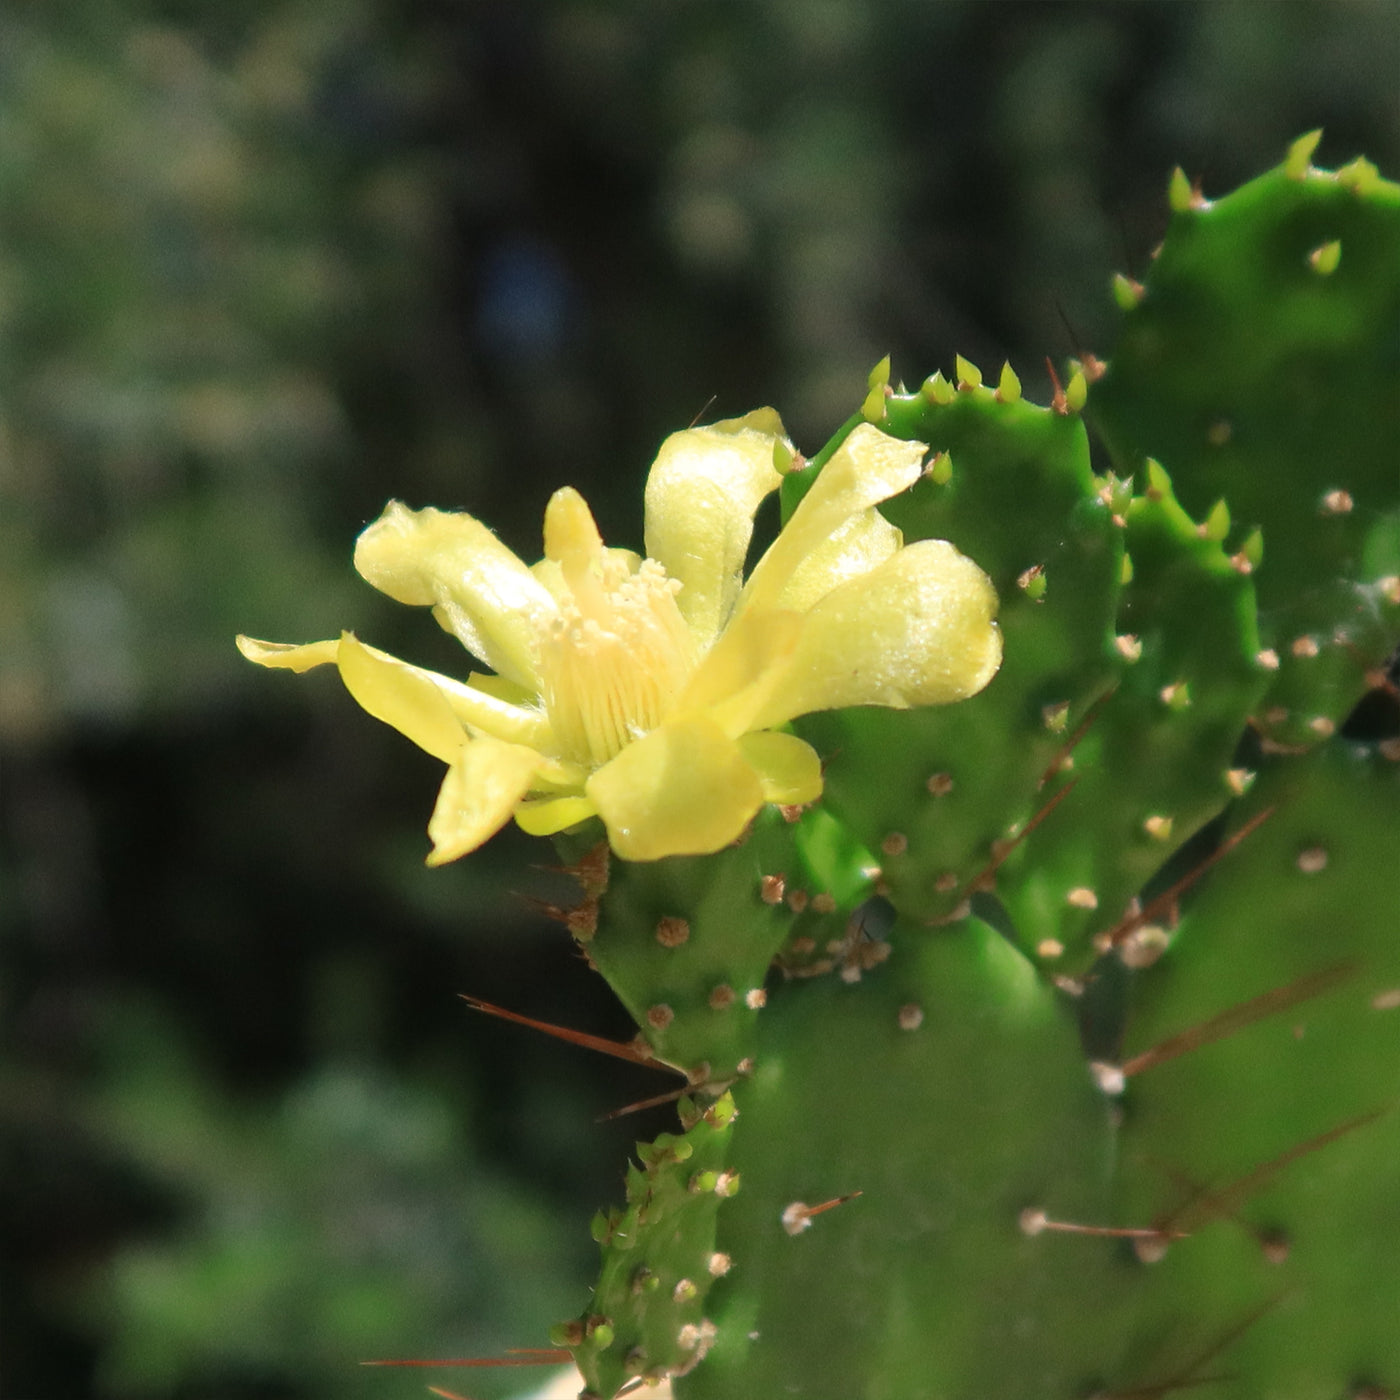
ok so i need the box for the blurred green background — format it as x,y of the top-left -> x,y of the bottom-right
2,3 -> 1396,1397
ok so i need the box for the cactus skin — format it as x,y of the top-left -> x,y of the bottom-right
1090,131 -> 1400,751
537,139 -> 1400,1398
1106,742 -> 1400,1398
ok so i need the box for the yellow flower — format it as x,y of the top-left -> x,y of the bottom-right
237,411 -> 1001,863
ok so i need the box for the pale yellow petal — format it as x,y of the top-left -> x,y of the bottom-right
335,632 -> 552,753
584,714 -> 764,861
736,731 -> 823,806
236,635 -> 341,672
739,424 -> 926,616
673,605 -> 803,738
750,539 -> 1003,728
336,633 -> 470,765
426,736 -> 542,865
543,485 -> 605,574
643,409 -> 788,649
355,500 -> 556,689
238,632 -> 552,751
468,672 -> 537,707
514,794 -> 599,837
768,506 -> 902,614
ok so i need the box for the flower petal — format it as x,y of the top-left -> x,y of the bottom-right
766,506 -> 902,614
750,538 -> 1003,728
336,631 -> 559,757
543,485 -> 605,578
514,793 -> 599,837
237,635 -> 341,672
736,730 -> 823,806
643,409 -> 788,650
584,714 -> 765,861
355,500 -> 556,689
739,424 -> 926,616
426,735 -> 543,865
675,604 -> 803,739
336,632 -> 470,765
239,633 -> 554,752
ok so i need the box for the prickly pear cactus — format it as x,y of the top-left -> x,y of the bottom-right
240,136 -> 1399,1399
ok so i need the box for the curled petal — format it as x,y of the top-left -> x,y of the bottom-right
643,409 -> 788,650
738,424 -> 926,616
337,632 -> 469,764
427,735 -> 543,865
243,631 -> 554,755
237,635 -> 341,672
584,714 -> 764,861
751,538 -> 1003,729
736,730 -> 823,806
767,506 -> 902,614
355,501 -> 556,689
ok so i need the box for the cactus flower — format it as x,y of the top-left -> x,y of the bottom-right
237,411 -> 1001,862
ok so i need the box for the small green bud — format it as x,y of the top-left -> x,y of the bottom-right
705,1091 -> 738,1128
862,355 -> 891,422
1201,498 -> 1231,541
1308,240 -> 1342,275
1112,272 -> 1144,310
1285,128 -> 1323,179
1017,564 -> 1047,601
1168,166 -> 1194,212
551,1320 -> 584,1347
922,370 -> 956,405
1337,155 -> 1380,194
1159,680 -> 1192,711
996,361 -> 1022,403
1145,458 -> 1172,499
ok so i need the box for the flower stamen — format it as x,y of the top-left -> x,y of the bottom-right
538,491 -> 697,767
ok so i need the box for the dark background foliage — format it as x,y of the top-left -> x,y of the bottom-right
2,3 -> 1397,1397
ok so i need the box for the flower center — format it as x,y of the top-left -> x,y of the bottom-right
537,489 -> 696,768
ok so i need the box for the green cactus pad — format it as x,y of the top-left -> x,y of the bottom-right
793,379 -> 1125,929
1101,741 -> 1400,1396
563,1092 -> 740,1398
996,458 -> 1272,965
1091,136 -> 1400,749
553,807 -> 864,1084
679,917 -> 1117,1399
